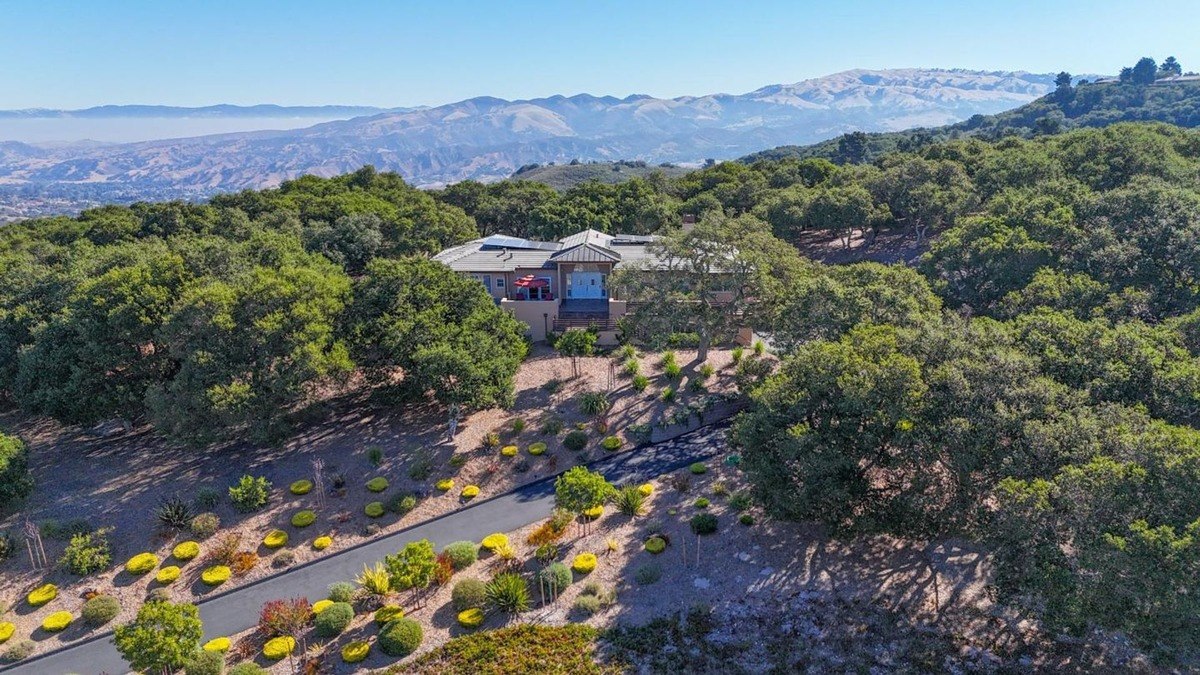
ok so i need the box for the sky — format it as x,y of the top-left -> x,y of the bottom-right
2,0 -> 1198,109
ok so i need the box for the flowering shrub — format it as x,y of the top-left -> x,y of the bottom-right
480,533 -> 508,551
435,479 -> 454,491
366,477 -> 389,493
263,530 -> 289,548
527,442 -> 547,456
288,479 -> 313,495
644,536 -> 666,554
290,510 -> 316,528
41,611 -> 72,632
571,553 -> 598,574
457,608 -> 484,628
125,552 -> 159,575
172,541 -> 200,561
203,637 -> 230,652
601,436 -> 622,451
341,641 -> 370,663
500,445 -> 518,457
461,485 -> 480,499
155,566 -> 182,584
313,536 -> 333,550
364,502 -> 385,518
201,565 -> 231,586
27,583 -> 57,607
262,636 -> 296,660
638,483 -> 654,496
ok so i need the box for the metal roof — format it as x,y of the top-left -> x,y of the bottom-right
550,242 -> 622,263
434,229 -> 662,273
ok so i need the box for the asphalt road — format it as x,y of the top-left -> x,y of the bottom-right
3,423 -> 728,675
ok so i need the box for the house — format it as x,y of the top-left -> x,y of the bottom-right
433,228 -> 662,342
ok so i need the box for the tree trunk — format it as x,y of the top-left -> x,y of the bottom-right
697,328 -> 711,363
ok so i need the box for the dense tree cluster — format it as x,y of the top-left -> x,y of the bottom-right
0,167 -> 521,444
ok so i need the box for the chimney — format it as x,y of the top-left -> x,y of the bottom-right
681,214 -> 697,232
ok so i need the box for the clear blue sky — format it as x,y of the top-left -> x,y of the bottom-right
3,0 -> 1197,109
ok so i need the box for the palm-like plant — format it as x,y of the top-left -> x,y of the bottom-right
356,563 -> 391,605
485,572 -> 530,614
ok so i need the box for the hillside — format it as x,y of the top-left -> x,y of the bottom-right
510,160 -> 693,190
0,68 -> 1055,219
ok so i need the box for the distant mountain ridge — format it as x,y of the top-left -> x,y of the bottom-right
0,68 -> 1057,219
0,104 -> 402,119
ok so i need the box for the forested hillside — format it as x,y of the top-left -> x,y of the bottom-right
2,120 -> 1200,660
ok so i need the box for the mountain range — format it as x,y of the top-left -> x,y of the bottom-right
0,68 -> 1058,219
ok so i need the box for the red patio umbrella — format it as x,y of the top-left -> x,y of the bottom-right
513,275 -> 549,288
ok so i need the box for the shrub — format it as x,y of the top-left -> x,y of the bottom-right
262,636 -> 296,660
699,363 -> 716,378
535,543 -> 559,566
379,617 -> 423,657
289,510 -> 316,528
0,531 -> 12,562
201,566 -> 231,586
485,572 -> 530,614
364,502 -> 385,518
694,497 -> 710,509
632,374 -> 650,392
183,650 -> 224,675
511,418 -> 526,433
314,601 -> 354,637
0,623 -> 12,643
41,611 -> 72,632
575,582 -> 616,613
690,513 -> 718,535
623,357 -> 640,377
0,434 -> 32,509
660,387 -> 676,402
366,476 -> 389,492
536,562 -> 572,595
635,563 -> 662,585
81,594 -> 120,626
367,446 -> 384,466
500,445 -> 518,457
540,418 -> 564,436
374,605 -> 405,625
435,478 -> 454,491
739,514 -> 755,526
638,483 -> 654,496
443,541 -> 478,570
664,362 -> 683,381
126,552 -> 160,575
457,608 -> 485,628
528,442 -> 547,456
480,533 -> 508,551
60,529 -> 112,576
1,639 -> 34,663
644,536 -> 666,554
601,435 -> 622,451
228,475 -> 272,513
156,566 -> 182,584
562,430 -> 588,451
614,486 -> 647,516
228,664 -> 267,675
288,479 -> 313,495
202,637 -> 231,652
230,551 -> 258,576
571,553 -> 598,574
146,587 -> 171,603
461,485 -> 480,499
728,491 -> 752,511
388,492 -> 418,515
172,541 -> 201,561
327,581 -> 355,603
341,641 -> 370,663
753,340 -> 765,356
731,346 -> 744,364
689,462 -> 707,474
409,456 -> 435,480
262,530 -> 288,548
40,518 -> 92,541
313,535 -> 333,550
156,496 -> 194,530
573,594 -> 602,615
190,513 -> 220,539
272,550 -> 296,568
578,391 -> 611,416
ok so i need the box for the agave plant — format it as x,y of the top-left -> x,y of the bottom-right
155,495 -> 193,530
485,572 -> 530,614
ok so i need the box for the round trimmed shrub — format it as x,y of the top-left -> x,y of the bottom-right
364,502 -> 385,518
689,462 -> 707,475
125,552 -> 159,575
314,601 -> 354,637
289,479 -> 313,495
480,533 -> 508,551
27,583 -> 57,607
527,442 -> 547,456
638,483 -> 654,496
341,641 -> 370,664
690,513 -> 718,535
461,485 -> 480,499
313,535 -> 333,550
0,622 -> 13,643
435,478 -> 454,491
172,541 -> 200,561
311,599 -> 333,614
155,566 -> 182,584
601,436 -> 622,451
328,581 -> 356,603
644,536 -> 666,554
184,650 -> 224,675
378,617 -> 422,657
694,497 -> 710,509
562,430 -> 588,451
262,636 -> 295,660
583,505 -> 604,519
374,605 -> 404,625
366,477 -> 389,492
443,541 -> 478,570
571,553 -> 598,574
262,530 -> 288,548
500,445 -> 518,457
190,512 -> 220,539
81,595 -> 120,626
457,608 -> 484,628
290,510 -> 316,528
41,611 -> 72,632
202,637 -> 231,652
451,578 -> 486,611
536,562 -> 572,593
201,565 -> 231,586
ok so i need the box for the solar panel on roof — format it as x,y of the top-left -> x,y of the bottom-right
480,234 -> 560,251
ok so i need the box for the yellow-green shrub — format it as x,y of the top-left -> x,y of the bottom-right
528,442 -> 547,456
0,622 -> 14,643
27,583 -> 57,607
500,445 -> 518,457
155,566 -> 182,584
572,553 -> 598,574
457,608 -> 484,628
637,483 -> 654,496
125,552 -> 159,575
172,541 -> 200,561
644,537 -> 666,554
583,505 -> 604,519
289,479 -> 313,495
41,611 -> 72,632
461,485 -> 480,499
263,636 -> 295,660
202,637 -> 230,652
480,533 -> 508,551
312,599 -> 334,614
201,565 -> 231,586
313,536 -> 332,550
263,530 -> 288,548
291,510 -> 316,528
341,640 -> 370,663
364,502 -> 385,518
435,478 -> 454,491
374,605 -> 404,625
366,477 -> 389,492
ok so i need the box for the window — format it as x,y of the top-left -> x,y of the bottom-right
496,278 -> 505,288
